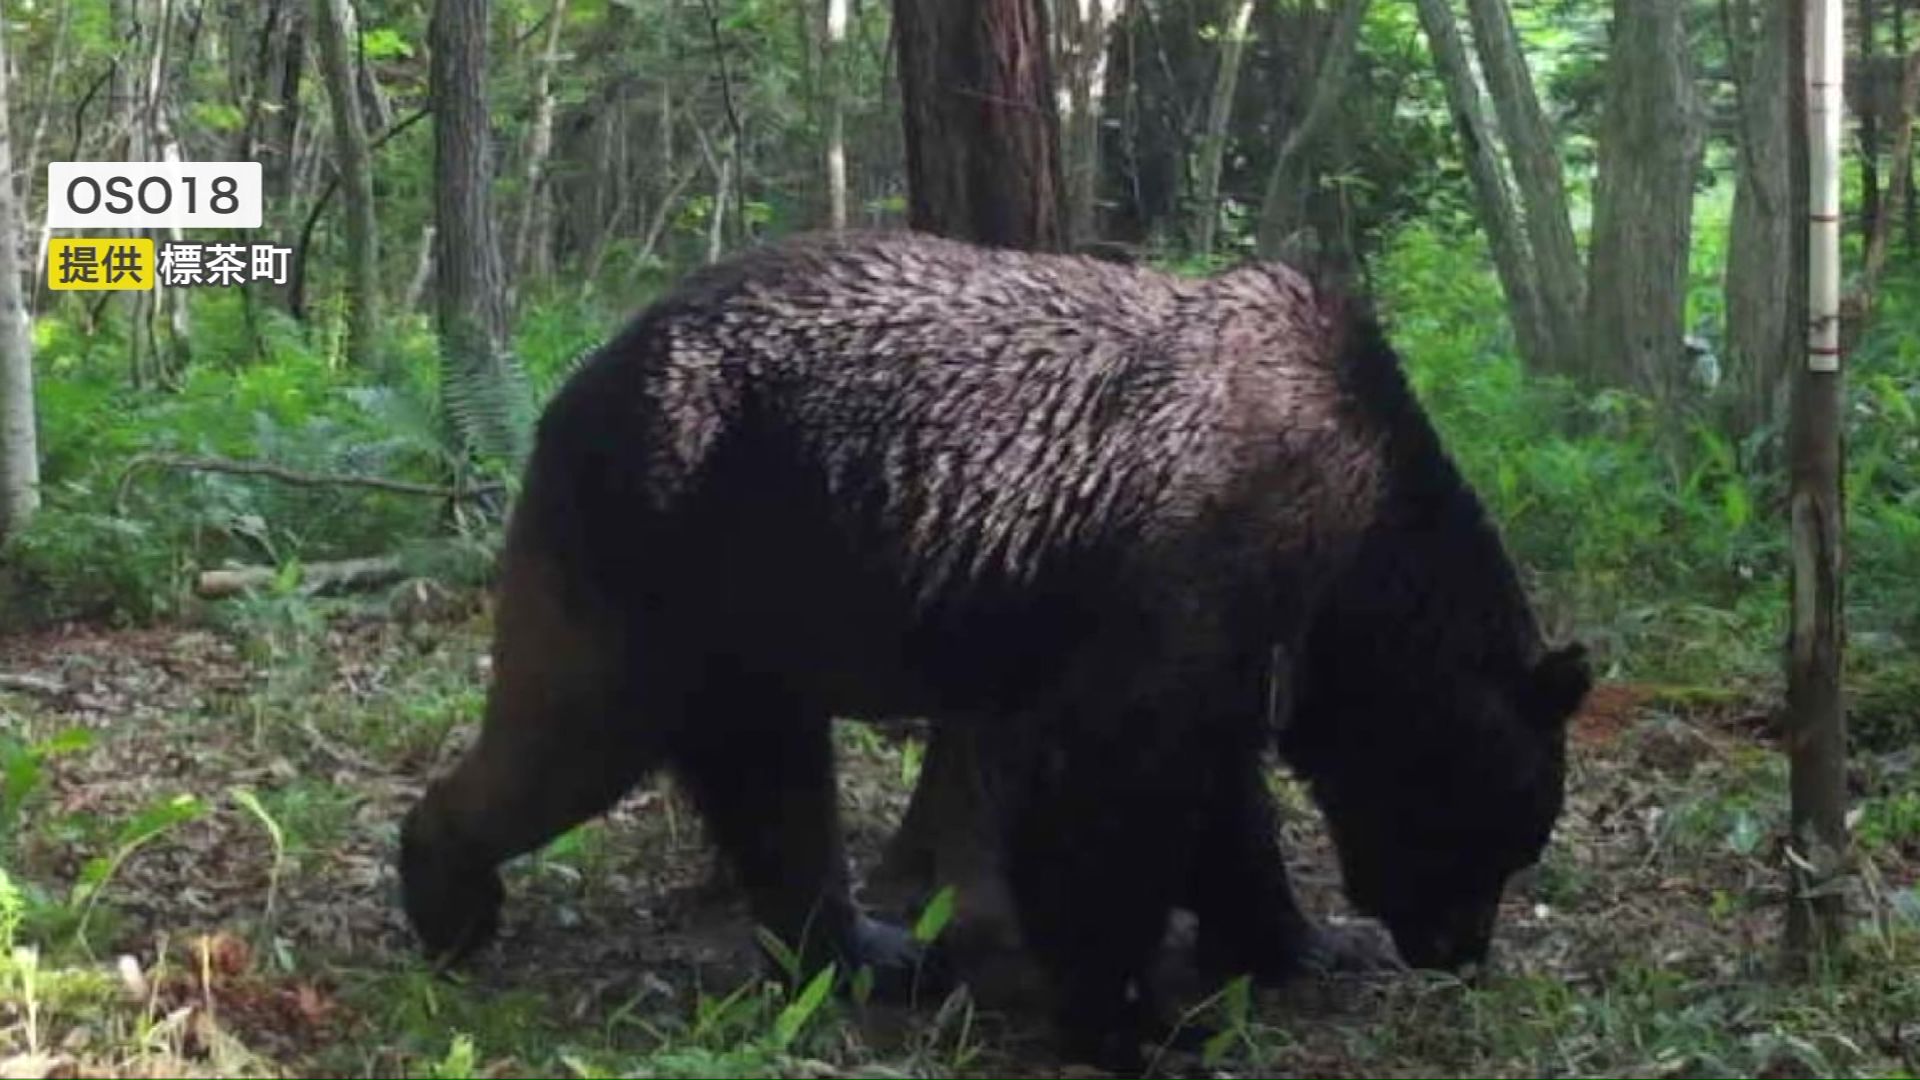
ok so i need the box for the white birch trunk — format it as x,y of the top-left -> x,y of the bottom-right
0,8 -> 40,540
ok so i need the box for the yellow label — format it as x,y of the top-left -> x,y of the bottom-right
47,238 -> 156,291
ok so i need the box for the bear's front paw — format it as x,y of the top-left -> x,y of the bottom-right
1293,920 -> 1403,977
847,913 -> 949,1001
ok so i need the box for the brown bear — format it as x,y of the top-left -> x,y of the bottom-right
399,231 -> 1588,1068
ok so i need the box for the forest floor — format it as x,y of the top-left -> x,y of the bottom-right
0,600 -> 1916,1078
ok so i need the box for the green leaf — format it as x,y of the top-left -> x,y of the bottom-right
912,885 -> 956,944
1722,483 -> 1751,531
772,963 -> 835,1050
754,926 -> 802,982
360,26 -> 414,59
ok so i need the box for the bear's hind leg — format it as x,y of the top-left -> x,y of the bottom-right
667,676 -> 925,997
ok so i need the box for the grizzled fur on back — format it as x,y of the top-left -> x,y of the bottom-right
527,232 -> 1401,647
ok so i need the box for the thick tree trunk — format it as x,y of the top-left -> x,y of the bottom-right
431,0 -> 518,462
823,0 -> 849,230
513,0 -> 569,290
0,8 -> 40,543
1192,0 -> 1254,258
315,0 -> 383,372
1724,0 -> 1795,442
1413,0 -> 1553,371
1786,0 -> 1849,967
893,0 -> 1065,249
1465,0 -> 1584,367
1584,0 -> 1702,397
1254,0 -> 1370,259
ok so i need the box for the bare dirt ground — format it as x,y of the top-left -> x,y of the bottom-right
1,609 -> 1915,1078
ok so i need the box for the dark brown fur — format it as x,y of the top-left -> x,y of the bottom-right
399,232 -> 1586,1069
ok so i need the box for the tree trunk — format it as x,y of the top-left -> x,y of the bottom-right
1862,0 -> 1881,239
1724,0 -> 1796,442
1193,0 -> 1255,259
1785,0 -> 1849,967
1254,0 -> 1371,259
0,8 -> 40,543
315,0 -> 383,372
431,0 -> 520,464
823,0 -> 850,229
1859,45 -> 1920,302
1058,0 -> 1117,247
1465,0 -> 1584,367
893,0 -> 1065,249
513,0 -> 569,290
403,224 -> 436,313
1413,0 -> 1552,371
1583,0 -> 1702,398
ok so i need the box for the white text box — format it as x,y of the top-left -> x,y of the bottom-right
46,162 -> 263,229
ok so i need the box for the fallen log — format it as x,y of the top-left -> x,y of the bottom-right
195,555 -> 406,599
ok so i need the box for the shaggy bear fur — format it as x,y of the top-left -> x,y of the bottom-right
399,231 -> 1588,1067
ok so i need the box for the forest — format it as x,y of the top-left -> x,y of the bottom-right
0,0 -> 1916,1075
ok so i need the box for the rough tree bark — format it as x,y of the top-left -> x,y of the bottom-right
1254,0 -> 1371,259
1585,0 -> 1703,398
1465,0 -> 1584,367
1193,0 -> 1255,259
430,0 -> 517,459
315,0 -> 383,371
1786,0 -> 1849,966
0,8 -> 40,543
1724,0 -> 1795,441
1413,0 -> 1552,371
893,0 -> 1065,249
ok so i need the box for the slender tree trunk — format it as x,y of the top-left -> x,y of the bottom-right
1860,45 -> 1920,301
1724,0 -> 1795,442
1254,0 -> 1370,259
1193,0 -> 1254,259
146,0 -> 192,377
1413,0 -> 1552,371
0,8 -> 40,543
1862,0 -> 1881,238
1465,0 -> 1584,366
1584,0 -> 1702,398
1898,0 -> 1918,250
1058,0 -> 1117,246
893,0 -> 1065,249
513,0 -> 569,289
431,0 -> 520,464
315,0 -> 383,371
403,224 -> 436,313
823,0 -> 850,229
1786,0 -> 1849,966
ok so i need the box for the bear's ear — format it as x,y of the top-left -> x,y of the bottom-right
1526,643 -> 1591,728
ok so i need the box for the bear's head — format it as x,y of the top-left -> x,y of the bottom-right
1288,640 -> 1590,971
